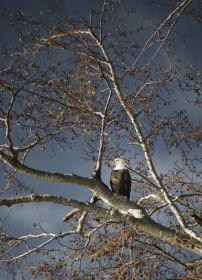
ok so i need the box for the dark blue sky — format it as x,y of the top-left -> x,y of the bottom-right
0,0 -> 201,227
0,1 -> 201,278
0,0 -> 201,217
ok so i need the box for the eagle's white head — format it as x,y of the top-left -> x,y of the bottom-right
112,158 -> 128,170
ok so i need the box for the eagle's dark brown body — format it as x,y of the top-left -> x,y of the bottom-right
110,169 -> 131,199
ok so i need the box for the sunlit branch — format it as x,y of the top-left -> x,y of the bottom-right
99,0 -> 107,43
137,194 -> 163,205
0,154 -> 145,216
0,193 -> 202,255
131,0 -> 192,68
5,92 -> 16,154
85,21 -> 202,243
1,82 -> 29,156
149,192 -> 202,217
93,87 -> 112,179
1,230 -> 77,262
77,211 -> 88,237
131,80 -> 163,100
63,208 -> 80,222
146,9 -> 183,67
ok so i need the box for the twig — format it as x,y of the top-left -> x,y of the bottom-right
63,208 -> 80,222
131,0 -> 192,68
93,87 -> 112,179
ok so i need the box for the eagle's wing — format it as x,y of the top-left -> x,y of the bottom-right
110,169 -> 131,199
124,169 -> 131,199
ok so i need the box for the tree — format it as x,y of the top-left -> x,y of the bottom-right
0,0 -> 202,279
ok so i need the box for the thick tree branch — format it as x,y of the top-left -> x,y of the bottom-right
0,150 -> 145,216
84,23 -> 202,244
1,194 -> 202,256
93,87 -> 112,179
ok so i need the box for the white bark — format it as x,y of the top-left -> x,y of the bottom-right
0,151 -> 202,256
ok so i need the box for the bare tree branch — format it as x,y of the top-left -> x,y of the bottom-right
0,194 -> 202,255
81,23 -> 202,243
93,87 -> 112,179
131,0 -> 192,68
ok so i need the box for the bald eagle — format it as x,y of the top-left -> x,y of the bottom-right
110,158 -> 131,199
